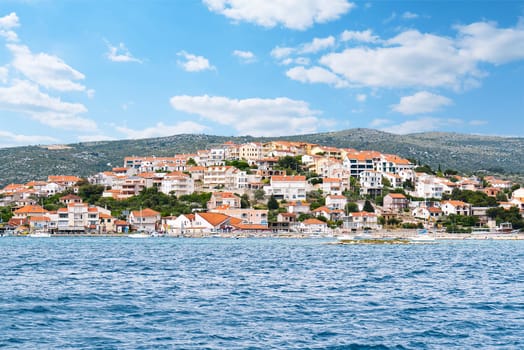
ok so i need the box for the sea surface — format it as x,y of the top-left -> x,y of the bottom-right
0,238 -> 523,349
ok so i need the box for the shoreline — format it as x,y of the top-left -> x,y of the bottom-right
7,231 -> 524,240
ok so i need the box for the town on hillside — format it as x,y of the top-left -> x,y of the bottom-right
0,140 -> 523,236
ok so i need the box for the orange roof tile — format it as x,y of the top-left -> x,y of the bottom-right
131,208 -> 160,217
29,216 -> 50,222
386,193 -> 407,199
14,205 -> 47,214
303,218 -> 327,225
198,212 -> 230,226
48,175 -> 82,183
350,211 -> 377,217
271,175 -> 306,182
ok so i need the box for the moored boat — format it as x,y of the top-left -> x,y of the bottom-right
28,230 -> 52,238
409,229 -> 435,242
127,231 -> 150,238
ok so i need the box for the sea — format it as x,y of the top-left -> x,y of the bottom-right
0,237 -> 523,349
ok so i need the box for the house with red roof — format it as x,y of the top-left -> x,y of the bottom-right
264,175 -> 307,201
298,218 -> 329,235
207,192 -> 241,210
343,211 -> 381,231
128,208 -> 161,232
383,193 -> 408,212
441,200 -> 471,216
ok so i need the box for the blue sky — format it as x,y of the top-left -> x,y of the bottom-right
0,0 -> 523,148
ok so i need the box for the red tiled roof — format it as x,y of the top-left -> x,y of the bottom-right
197,212 -> 230,227
131,208 -> 160,217
271,175 -> 306,182
302,218 -> 327,225
14,205 -> 47,214
386,193 -> 407,199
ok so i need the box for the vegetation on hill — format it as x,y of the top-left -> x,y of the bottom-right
1,129 -> 523,187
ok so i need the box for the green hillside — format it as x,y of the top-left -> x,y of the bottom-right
0,129 -> 522,187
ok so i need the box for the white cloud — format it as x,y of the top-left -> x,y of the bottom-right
392,91 -> 453,115
169,94 -> 327,136
456,21 -> 524,64
402,11 -> 419,19
271,46 -> 295,59
0,12 -> 19,28
0,65 -> 8,83
105,41 -> 142,63
7,44 -> 86,91
281,57 -> 311,66
0,130 -> 57,148
116,121 -> 208,139
381,117 -> 459,134
0,79 -> 96,130
340,29 -> 379,43
0,12 -> 19,42
233,49 -> 256,63
301,36 -> 336,54
177,51 -> 215,72
469,119 -> 488,126
321,30 -> 479,90
203,0 -> 355,30
86,89 -> 95,99
369,118 -> 391,127
272,35 -> 336,64
356,93 -> 367,102
286,66 -> 348,87
293,21 -> 524,91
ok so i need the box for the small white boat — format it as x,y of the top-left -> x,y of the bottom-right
28,230 -> 51,238
409,229 -> 435,242
336,234 -> 355,241
127,231 -> 150,238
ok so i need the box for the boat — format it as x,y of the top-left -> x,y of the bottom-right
28,230 -> 51,238
336,234 -> 355,242
409,229 -> 435,242
127,231 -> 150,238
0,230 -> 14,237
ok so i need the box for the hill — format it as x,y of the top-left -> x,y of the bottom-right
0,129 -> 522,187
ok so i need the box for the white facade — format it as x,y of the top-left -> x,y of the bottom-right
359,171 -> 383,195
325,195 -> 347,210
160,173 -> 194,196
264,176 -> 307,201
415,174 -> 444,199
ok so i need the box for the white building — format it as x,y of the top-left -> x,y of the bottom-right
325,195 -> 347,210
359,170 -> 383,196
264,175 -> 307,201
441,200 -> 471,216
160,171 -> 194,196
414,174 -> 444,199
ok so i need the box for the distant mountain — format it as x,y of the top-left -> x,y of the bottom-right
0,129 -> 522,187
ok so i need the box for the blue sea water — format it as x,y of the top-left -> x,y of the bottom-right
0,238 -> 523,349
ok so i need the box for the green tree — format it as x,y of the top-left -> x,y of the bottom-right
363,200 -> 374,213
276,156 -> 302,174
186,158 -> 197,166
254,189 -> 265,202
240,194 -> 250,209
495,191 -> 508,202
0,206 -> 13,223
267,195 -> 279,210
345,202 -> 359,213
225,160 -> 251,172
78,183 -> 105,204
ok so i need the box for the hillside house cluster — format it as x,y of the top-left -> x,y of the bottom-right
1,140 -> 522,235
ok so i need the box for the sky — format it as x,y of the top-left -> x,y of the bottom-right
0,0 -> 523,148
